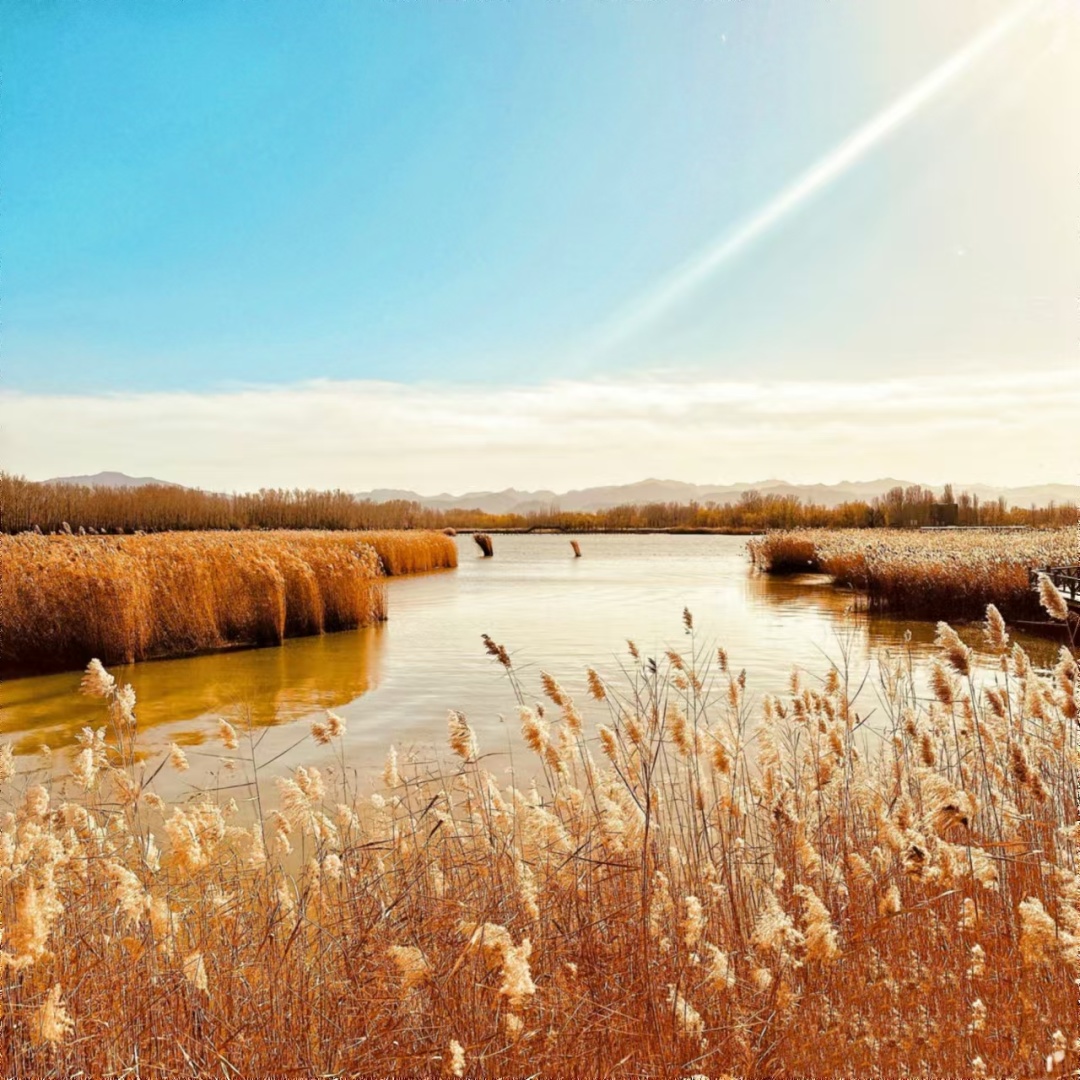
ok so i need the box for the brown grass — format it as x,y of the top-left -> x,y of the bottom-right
365,529 -> 458,576
1,609 -> 1078,1076
750,528 -> 1080,620
0,530 -> 453,677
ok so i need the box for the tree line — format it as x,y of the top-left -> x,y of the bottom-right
1,472 -> 1076,535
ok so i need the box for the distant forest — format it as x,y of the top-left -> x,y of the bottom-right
2,472 -> 1076,535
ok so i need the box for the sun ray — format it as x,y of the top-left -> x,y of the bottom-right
590,0 -> 1045,357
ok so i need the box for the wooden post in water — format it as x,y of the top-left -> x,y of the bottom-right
570,539 -> 581,558
474,533 -> 494,557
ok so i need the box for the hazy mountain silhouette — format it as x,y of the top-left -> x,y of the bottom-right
358,477 -> 1080,513
46,471 -> 183,489
44,472 -> 1080,510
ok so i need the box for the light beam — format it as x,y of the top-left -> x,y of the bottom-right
592,0 -> 1044,355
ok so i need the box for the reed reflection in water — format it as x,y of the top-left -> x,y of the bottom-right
0,625 -> 382,755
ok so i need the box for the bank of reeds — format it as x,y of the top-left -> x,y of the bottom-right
365,529 -> 458,576
0,530 -> 452,677
750,528 -> 1080,621
1,595 -> 1078,1077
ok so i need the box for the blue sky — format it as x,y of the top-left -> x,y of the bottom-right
2,0 -> 1077,488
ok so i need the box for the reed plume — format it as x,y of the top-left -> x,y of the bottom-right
0,606 -> 1077,1077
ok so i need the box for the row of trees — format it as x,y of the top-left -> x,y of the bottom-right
1,472 -> 1076,535
0,474 -> 436,534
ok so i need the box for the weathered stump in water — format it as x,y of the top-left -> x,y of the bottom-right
570,539 -> 581,558
474,533 -> 493,557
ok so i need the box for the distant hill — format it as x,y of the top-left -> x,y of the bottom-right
355,478 -> 1080,514
45,471 -> 182,489
40,472 -> 1080,510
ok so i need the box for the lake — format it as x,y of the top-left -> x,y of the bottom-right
0,533 -> 1057,791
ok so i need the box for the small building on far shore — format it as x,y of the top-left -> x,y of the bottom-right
930,502 -> 959,527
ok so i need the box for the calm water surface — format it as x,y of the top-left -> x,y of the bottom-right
0,535 -> 1059,787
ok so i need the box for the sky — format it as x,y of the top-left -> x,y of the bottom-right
2,0 -> 1078,492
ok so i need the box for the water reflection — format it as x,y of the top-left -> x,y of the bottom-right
0,534 -> 1066,780
0,625 -> 383,755
746,564 -> 1062,668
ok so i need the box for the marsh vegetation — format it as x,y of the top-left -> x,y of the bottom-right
0,530 -> 456,676
750,528 -> 1080,623
0,589 -> 1077,1076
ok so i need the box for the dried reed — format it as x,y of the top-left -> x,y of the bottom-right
750,528 -> 1080,620
1,607 -> 1077,1076
364,529 -> 458,576
0,531 -> 452,676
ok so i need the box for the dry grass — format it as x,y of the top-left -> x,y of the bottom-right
1,604 -> 1078,1077
365,529 -> 458,576
750,528 -> 1080,620
0,530 -> 450,677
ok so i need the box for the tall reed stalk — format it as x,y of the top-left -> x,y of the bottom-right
0,600 -> 1077,1076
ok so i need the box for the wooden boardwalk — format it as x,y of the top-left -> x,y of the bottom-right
1031,565 -> 1080,613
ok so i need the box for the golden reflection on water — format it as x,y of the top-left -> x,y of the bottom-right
0,535 -> 1066,781
745,567 -> 1063,666
0,625 -> 383,755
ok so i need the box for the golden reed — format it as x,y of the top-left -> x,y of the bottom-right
0,598 -> 1075,1076
750,528 -> 1080,619
0,530 -> 456,675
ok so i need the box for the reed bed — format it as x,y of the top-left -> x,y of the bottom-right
364,529 -> 458,576
0,531 -> 406,676
1,596 -> 1078,1077
750,528 -> 1080,621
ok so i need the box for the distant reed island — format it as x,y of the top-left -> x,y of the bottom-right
750,528 -> 1080,627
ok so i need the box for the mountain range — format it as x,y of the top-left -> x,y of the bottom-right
46,471 -> 183,489
46,472 -> 1080,513
361,478 -> 1080,513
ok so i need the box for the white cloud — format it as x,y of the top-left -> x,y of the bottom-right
5,369 -> 1077,492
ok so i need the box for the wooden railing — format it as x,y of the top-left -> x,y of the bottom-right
1030,565 -> 1080,604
